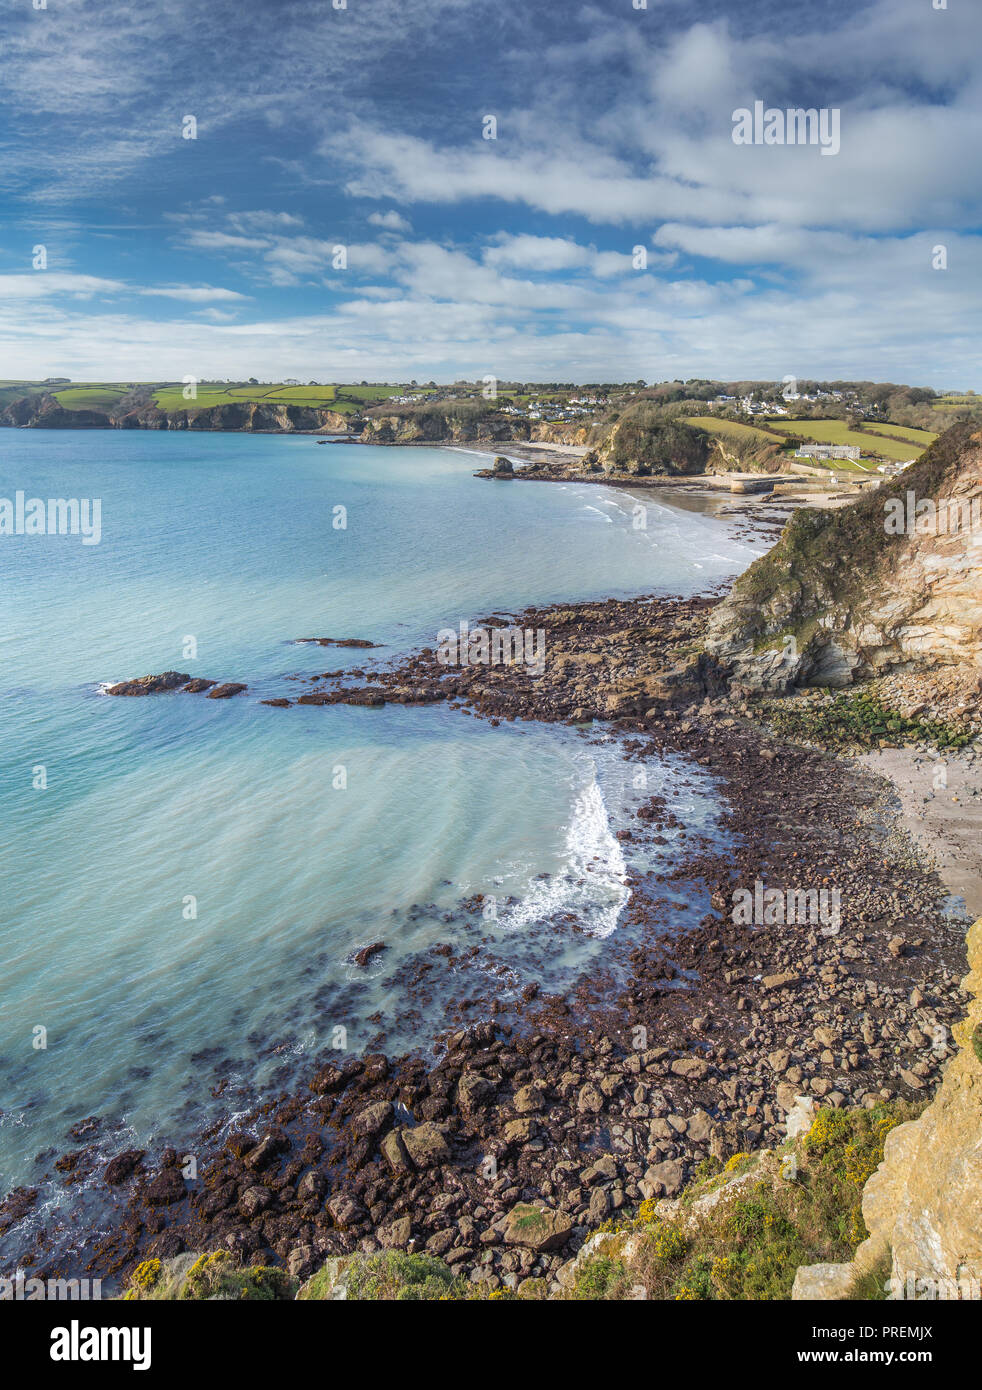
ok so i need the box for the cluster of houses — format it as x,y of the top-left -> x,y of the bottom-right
499,399 -> 594,422
709,388 -> 856,416
709,394 -> 790,414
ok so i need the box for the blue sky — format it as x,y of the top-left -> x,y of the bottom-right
0,0 -> 979,385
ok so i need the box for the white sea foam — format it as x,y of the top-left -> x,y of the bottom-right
499,773 -> 630,940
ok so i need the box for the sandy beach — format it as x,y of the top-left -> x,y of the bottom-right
856,746 -> 982,919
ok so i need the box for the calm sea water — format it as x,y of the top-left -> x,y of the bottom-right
0,430 -> 763,1229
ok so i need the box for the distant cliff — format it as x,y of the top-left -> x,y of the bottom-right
703,422 -> 982,689
360,410 -> 530,445
0,393 -> 352,433
592,411 -> 712,476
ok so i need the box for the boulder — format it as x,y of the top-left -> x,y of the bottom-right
502,1202 -> 572,1253
378,1215 -> 412,1249
457,1072 -> 495,1114
239,1186 -> 272,1218
143,1169 -> 186,1206
639,1160 -> 684,1200
401,1122 -> 450,1169
104,1150 -> 144,1185
326,1192 -> 365,1228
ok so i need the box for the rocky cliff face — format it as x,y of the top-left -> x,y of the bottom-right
0,395 -> 351,433
794,915 -> 982,1300
360,412 -> 530,445
595,415 -> 711,476
704,423 -> 982,690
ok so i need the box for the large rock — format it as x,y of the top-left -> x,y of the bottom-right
143,1169 -> 186,1205
105,672 -> 190,696
502,1203 -> 572,1253
104,1150 -> 144,1185
349,1101 -> 393,1140
639,1160 -> 684,1200
791,1263 -> 857,1300
381,1122 -> 450,1172
457,1073 -> 495,1115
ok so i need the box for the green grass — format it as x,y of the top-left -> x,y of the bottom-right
864,423 -> 937,445
52,385 -> 131,411
0,381 -> 46,409
151,382 -> 402,414
683,416 -> 787,445
122,1251 -> 293,1301
763,418 -> 927,462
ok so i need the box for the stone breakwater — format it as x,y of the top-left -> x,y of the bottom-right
7,591 -> 972,1293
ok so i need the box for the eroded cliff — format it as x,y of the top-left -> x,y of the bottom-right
704,422 -> 982,690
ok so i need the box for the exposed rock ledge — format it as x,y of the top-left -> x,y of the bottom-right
793,914 -> 982,1300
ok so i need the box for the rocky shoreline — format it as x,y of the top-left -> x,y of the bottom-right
4,589 -> 974,1296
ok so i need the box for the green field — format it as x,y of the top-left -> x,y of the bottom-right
151,382 -> 401,413
761,418 -> 929,462
861,423 -> 937,446
53,385 -> 133,411
0,378 -> 82,409
683,416 -> 787,445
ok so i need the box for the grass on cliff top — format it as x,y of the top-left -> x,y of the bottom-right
51,385 -> 133,411
122,1251 -> 293,1301
151,382 -> 399,413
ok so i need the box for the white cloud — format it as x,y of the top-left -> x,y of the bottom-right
368,210 -> 412,233
0,272 -> 246,304
137,284 -> 248,302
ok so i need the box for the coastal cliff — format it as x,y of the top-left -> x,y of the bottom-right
0,393 -> 351,433
591,410 -> 711,476
360,411 -> 530,445
703,422 -> 982,690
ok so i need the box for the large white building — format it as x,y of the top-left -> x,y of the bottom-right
795,443 -> 861,461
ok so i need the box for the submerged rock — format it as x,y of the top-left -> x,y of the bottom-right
349,941 -> 386,967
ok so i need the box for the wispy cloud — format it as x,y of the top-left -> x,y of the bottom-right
0,0 -> 979,382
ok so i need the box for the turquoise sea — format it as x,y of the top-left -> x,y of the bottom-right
0,430 -> 764,1245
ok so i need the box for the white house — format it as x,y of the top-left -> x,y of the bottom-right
795,443 -> 861,462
